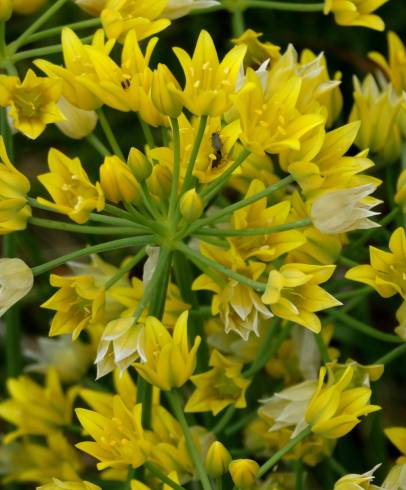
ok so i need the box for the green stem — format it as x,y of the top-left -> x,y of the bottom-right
327,458 -> 348,477
166,390 -> 212,490
97,109 -> 125,160
211,406 -> 236,435
314,333 -> 330,364
257,426 -> 312,478
104,249 -> 146,289
216,477 -> 223,490
243,0 -> 324,11
186,175 -> 294,236
29,216 -> 140,235
12,18 -> 101,47
9,36 -> 92,63
335,286 -> 371,300
328,310 -> 403,344
169,118 -> 181,221
201,148 -> 251,202
183,115 -> 208,192
337,256 -> 359,268
138,115 -> 155,148
87,134 -> 110,157
175,240 -> 265,292
144,462 -> 186,490
196,218 -> 311,237
11,0 -> 70,52
375,342 -> 406,365
295,459 -> 304,490
31,235 -> 154,276
224,410 -> 257,436
231,8 -> 245,37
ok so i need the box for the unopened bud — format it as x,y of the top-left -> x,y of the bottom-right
147,164 -> 172,198
179,188 -> 203,222
0,0 -> 12,21
74,0 -> 106,16
229,459 -> 259,489
128,147 -> 153,182
205,441 -> 232,478
151,63 -> 183,118
100,155 -> 140,204
11,0 -> 46,15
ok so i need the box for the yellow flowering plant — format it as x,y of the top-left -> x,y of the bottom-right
0,1 -> 405,490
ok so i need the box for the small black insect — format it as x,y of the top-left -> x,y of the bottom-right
211,132 -> 223,169
120,78 -> 131,90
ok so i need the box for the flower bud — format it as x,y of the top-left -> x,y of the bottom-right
11,0 -> 46,15
0,0 -> 12,21
100,155 -> 141,204
74,0 -> 106,15
205,441 -> 232,478
0,258 -> 33,317
147,164 -> 172,198
151,63 -> 183,118
229,459 -> 259,489
127,147 -> 152,182
179,188 -> 203,222
56,97 -> 97,140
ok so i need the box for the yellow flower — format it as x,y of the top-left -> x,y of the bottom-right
76,399 -> 151,470
205,441 -> 232,478
385,427 -> 406,464
333,465 -> 381,490
100,0 -> 170,42
369,31 -> 406,95
231,29 -> 281,69
349,74 -> 402,163
0,369 -> 77,443
229,459 -> 259,490
56,97 -> 97,140
37,148 -> 104,224
192,243 -> 272,340
185,349 -> 250,415
0,70 -> 64,139
395,169 -> 406,214
41,273 -> 105,340
261,263 -> 340,333
346,227 -> 406,300
128,147 -> 152,182
0,433 -> 83,484
0,257 -> 33,317
323,0 -> 389,30
173,29 -> 247,116
100,155 -> 140,204
232,68 -> 324,155
35,28 -> 115,111
311,184 -> 381,234
230,179 -> 306,262
11,0 -> 46,15
305,365 -> 380,439
134,311 -> 200,391
38,479 -> 101,490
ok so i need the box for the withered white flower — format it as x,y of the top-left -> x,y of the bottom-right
311,184 -> 381,234
0,258 -> 33,317
163,0 -> 219,19
56,97 -> 97,140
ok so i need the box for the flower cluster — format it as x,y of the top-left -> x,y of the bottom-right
0,1 -> 405,490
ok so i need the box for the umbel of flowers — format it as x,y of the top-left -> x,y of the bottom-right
0,1 -> 405,490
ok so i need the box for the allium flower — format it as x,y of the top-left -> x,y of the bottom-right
323,0 -> 389,31
74,0 -> 106,15
333,464 -> 381,490
0,70 -> 64,139
55,97 -> 97,140
163,0 -> 219,19
311,184 -> 381,234
38,479 -> 101,490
